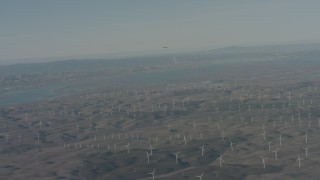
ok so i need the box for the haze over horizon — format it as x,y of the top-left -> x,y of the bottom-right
1,0 -> 320,62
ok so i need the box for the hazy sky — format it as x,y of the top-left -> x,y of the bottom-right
1,0 -> 320,61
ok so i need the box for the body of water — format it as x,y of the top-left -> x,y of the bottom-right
0,84 -> 61,106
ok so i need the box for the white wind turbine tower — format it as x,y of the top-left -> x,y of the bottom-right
148,169 -> 156,180
297,154 -> 303,168
244,122 -> 248,128
308,120 -> 312,128
18,134 -> 21,144
261,130 -> 266,141
149,144 -> 155,155
303,146 -> 309,158
276,92 -> 280,102
192,122 -> 196,130
272,150 -> 278,160
291,115 -> 294,123
199,145 -> 205,156
172,151 -> 180,164
299,120 -> 303,128
278,134 -> 283,146
184,136 -> 187,147
217,154 -> 224,167
146,151 -> 151,164
304,131 -> 308,143
207,117 -> 211,125
284,119 -> 288,128
229,139 -> 234,151
221,131 -> 225,142
5,133 -> 9,143
267,141 -> 272,151
196,171 -> 205,180
260,156 -> 267,168
125,142 -> 130,153
37,132 -> 40,144
288,91 -> 291,107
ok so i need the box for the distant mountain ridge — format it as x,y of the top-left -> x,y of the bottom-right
1,43 -> 320,69
209,43 -> 320,54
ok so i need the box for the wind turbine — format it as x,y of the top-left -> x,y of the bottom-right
278,134 -> 283,146
4,133 -> 9,143
221,131 -> 225,142
272,150 -> 278,160
172,151 -> 180,163
217,154 -> 224,167
199,145 -> 205,156
303,146 -> 309,158
148,169 -> 156,180
304,131 -> 308,143
149,144 -> 155,155
260,156 -> 267,168
261,130 -> 266,141
297,154 -> 303,168
37,132 -> 40,144
17,134 -> 21,144
196,171 -> 205,180
229,139 -> 234,151
265,140 -> 272,151
299,120 -> 303,128
146,151 -> 151,164
308,120 -> 312,128
192,122 -> 196,130
125,142 -> 130,154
